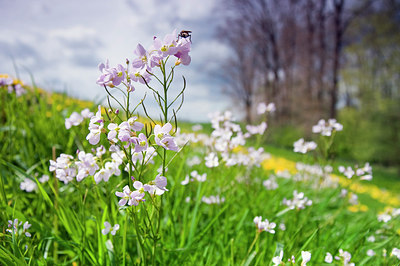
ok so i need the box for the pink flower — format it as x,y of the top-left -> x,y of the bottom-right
96,60 -> 126,87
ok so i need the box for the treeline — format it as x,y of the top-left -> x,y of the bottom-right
217,0 -> 400,168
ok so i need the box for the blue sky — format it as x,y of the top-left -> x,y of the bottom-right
0,0 -> 232,121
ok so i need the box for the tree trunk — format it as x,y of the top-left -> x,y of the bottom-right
331,0 -> 344,118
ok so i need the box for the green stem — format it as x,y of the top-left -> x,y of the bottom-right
132,209 -> 146,265
241,231 -> 260,266
122,213 -> 128,266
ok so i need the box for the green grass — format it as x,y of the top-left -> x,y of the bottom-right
1,82 -> 400,265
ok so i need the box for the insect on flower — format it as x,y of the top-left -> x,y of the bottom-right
178,30 -> 192,42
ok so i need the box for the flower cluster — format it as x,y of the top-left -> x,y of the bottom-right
282,190 -> 312,210
0,75 -> 26,96
324,249 -> 355,265
338,162 -> 372,180
102,221 -> 120,235
201,195 -> 225,205
65,108 -> 93,129
49,147 -> 125,184
272,250 -> 311,266
181,170 -> 207,185
7,219 -> 31,237
293,138 -> 317,154
246,122 -> 267,136
115,176 -> 168,207
253,216 -> 276,234
312,119 -> 343,136
377,207 -> 400,223
263,176 -> 279,190
257,102 -> 276,115
96,30 -> 191,90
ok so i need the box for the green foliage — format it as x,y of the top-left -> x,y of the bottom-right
266,124 -> 304,150
1,84 -> 400,265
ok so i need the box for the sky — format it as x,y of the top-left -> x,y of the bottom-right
0,0 -> 233,122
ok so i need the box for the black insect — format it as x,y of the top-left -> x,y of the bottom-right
177,30 -> 192,42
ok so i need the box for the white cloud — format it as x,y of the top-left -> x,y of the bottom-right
0,0 -> 232,122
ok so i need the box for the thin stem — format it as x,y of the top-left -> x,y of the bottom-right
132,209 -> 146,265
241,231 -> 260,266
122,213 -> 128,266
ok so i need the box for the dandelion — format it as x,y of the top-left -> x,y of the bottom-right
102,221 -> 120,235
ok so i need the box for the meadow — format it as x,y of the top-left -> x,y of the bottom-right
1,31 -> 400,266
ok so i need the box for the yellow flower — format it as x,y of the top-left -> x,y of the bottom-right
348,204 -> 368,212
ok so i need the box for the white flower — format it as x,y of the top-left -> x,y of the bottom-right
279,223 -> 286,231
391,248 -> 400,259
263,179 -> 278,190
246,122 -> 267,135
20,178 -> 37,192
181,175 -> 190,185
282,190 -> 312,210
257,102 -> 276,115
366,235 -> 375,242
378,213 -> 392,223
339,166 -> 355,179
192,124 -> 203,131
264,219 -> 276,234
202,195 -> 225,205
65,112 -> 83,129
301,251 -> 311,266
205,152 -> 219,168
367,249 -> 375,256
253,216 -> 276,234
102,221 -> 120,235
324,252 -> 333,263
272,250 -> 283,266
312,119 -> 342,136
187,156 -> 201,166
38,174 -> 49,183
80,108 -> 94,118
293,138 -> 317,154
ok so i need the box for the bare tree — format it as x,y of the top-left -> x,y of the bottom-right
217,17 -> 260,123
